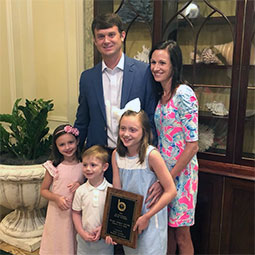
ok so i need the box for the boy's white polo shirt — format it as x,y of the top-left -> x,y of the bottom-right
72,178 -> 112,234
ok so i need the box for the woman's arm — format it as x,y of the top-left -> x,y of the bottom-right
134,150 -> 177,233
170,141 -> 198,179
40,171 -> 71,210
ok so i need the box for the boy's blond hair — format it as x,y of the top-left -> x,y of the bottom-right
82,145 -> 109,164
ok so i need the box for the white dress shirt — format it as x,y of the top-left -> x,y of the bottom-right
102,53 -> 124,148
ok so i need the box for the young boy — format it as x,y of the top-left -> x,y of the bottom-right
72,145 -> 113,255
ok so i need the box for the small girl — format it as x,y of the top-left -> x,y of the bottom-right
106,110 -> 177,255
40,124 -> 84,255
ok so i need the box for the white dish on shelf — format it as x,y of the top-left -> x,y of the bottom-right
206,101 -> 229,116
246,109 -> 255,117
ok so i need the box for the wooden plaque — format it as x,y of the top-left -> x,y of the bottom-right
101,187 -> 143,249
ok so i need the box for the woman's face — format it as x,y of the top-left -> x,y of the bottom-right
150,49 -> 173,85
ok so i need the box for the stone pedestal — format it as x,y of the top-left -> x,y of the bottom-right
0,164 -> 48,252
0,229 -> 41,252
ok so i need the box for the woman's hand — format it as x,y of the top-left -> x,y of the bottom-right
145,181 -> 163,208
133,215 -> 149,234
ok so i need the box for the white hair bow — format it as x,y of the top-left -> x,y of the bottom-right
113,98 -> 141,122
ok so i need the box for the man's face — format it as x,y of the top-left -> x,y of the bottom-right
93,25 -> 125,60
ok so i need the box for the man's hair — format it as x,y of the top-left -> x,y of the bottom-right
82,145 -> 109,164
91,13 -> 124,36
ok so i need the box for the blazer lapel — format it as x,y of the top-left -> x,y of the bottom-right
121,56 -> 135,108
94,63 -> 106,122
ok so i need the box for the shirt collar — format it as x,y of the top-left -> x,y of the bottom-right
86,178 -> 108,191
102,53 -> 125,72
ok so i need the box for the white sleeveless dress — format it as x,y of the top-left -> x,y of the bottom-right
116,145 -> 167,255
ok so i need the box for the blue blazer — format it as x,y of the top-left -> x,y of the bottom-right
74,55 -> 157,149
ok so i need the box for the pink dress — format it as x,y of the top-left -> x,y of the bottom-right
40,161 -> 84,255
154,84 -> 199,227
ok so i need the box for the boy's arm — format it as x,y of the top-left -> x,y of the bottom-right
72,210 -> 96,242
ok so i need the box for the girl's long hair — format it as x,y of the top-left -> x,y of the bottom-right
117,110 -> 152,164
50,124 -> 80,167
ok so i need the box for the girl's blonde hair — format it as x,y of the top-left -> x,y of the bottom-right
117,110 -> 152,164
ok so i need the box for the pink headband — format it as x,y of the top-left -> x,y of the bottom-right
55,125 -> 79,137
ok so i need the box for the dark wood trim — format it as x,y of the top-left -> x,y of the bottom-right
152,0 -> 163,46
235,0 -> 255,166
198,159 -> 255,181
93,0 -> 113,65
220,177 -> 255,253
191,172 -> 224,254
226,0 -> 245,163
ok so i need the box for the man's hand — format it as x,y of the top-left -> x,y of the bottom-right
145,181 -> 163,208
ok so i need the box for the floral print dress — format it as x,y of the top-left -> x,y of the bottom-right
154,84 -> 199,227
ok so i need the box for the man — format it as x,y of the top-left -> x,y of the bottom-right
74,13 -> 157,184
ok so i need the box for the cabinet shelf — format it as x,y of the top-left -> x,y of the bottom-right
177,16 -> 235,27
194,84 -> 231,88
183,64 -> 232,69
199,111 -> 228,119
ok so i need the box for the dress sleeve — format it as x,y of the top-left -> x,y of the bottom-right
177,85 -> 199,142
42,160 -> 58,178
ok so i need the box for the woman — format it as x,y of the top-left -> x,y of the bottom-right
149,40 -> 199,254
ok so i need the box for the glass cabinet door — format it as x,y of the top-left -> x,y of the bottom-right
236,1 -> 255,164
113,0 -> 153,62
243,37 -> 255,160
161,0 -> 237,159
93,0 -> 154,64
93,0 -> 254,165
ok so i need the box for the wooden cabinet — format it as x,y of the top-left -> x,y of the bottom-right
151,2 -> 255,251
93,0 -> 255,253
192,170 -> 254,254
94,0 -> 254,167
152,0 -> 255,167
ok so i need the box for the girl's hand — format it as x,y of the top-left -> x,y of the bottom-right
67,182 -> 80,193
105,236 -> 117,245
133,215 -> 149,234
55,195 -> 71,210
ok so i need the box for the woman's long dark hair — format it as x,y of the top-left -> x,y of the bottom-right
50,124 -> 80,167
149,40 -> 184,99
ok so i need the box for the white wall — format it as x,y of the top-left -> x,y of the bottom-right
0,0 -> 94,131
